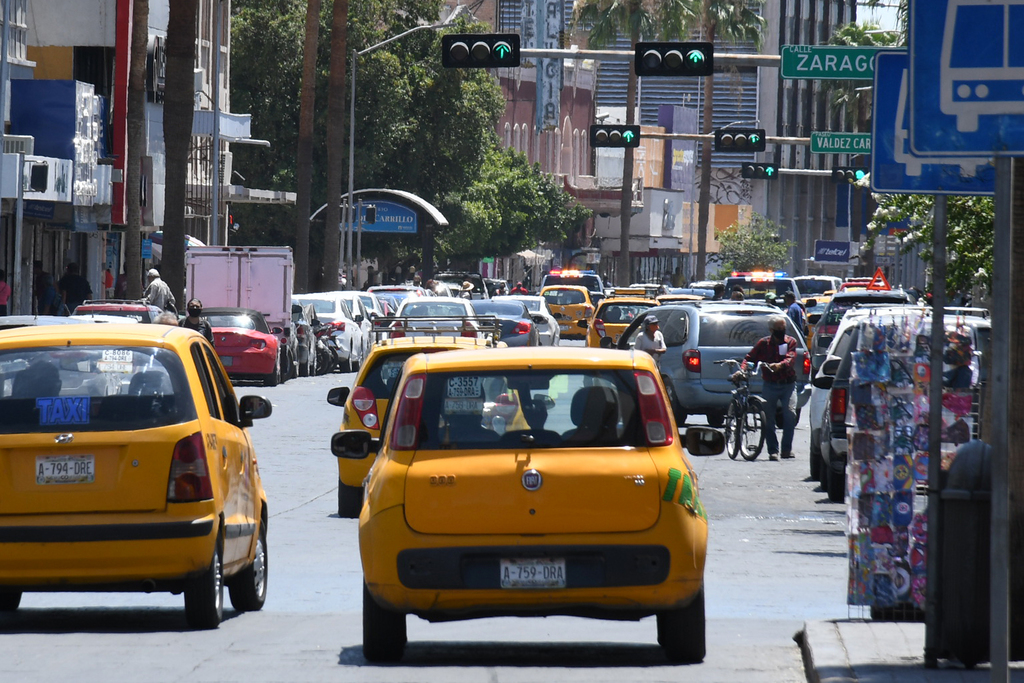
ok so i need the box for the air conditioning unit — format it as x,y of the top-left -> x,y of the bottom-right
219,151 -> 232,185
4,135 -> 34,154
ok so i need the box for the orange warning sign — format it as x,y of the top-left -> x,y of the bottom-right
866,267 -> 891,291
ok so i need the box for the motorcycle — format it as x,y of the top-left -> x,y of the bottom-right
313,324 -> 340,374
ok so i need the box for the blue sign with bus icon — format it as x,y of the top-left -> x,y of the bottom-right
873,51 -> 995,195
911,0 -> 1024,155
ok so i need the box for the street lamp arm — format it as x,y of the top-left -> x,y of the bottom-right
358,21 -> 452,57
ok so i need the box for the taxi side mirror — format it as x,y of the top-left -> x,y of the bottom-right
332,430 -> 376,459
239,395 -> 273,427
599,336 -> 615,348
327,386 -> 350,407
685,426 -> 725,456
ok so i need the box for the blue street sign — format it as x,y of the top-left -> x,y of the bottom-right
910,0 -> 1024,155
342,200 -> 418,234
874,51 -> 995,195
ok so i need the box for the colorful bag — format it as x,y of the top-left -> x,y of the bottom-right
941,391 -> 972,416
852,351 -> 891,382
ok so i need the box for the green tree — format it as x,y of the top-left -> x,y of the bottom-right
826,22 -> 901,131
713,213 -> 794,273
868,191 -> 993,295
693,0 -> 766,281
572,0 -> 698,284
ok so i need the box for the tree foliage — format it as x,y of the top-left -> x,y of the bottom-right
713,213 -> 795,273
868,191 -> 993,294
229,1 -> 584,267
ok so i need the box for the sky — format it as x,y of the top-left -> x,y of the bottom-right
858,3 -> 901,31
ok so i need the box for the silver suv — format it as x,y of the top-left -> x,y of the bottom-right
617,302 -> 811,426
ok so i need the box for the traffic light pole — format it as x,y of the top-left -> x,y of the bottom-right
519,47 -> 779,68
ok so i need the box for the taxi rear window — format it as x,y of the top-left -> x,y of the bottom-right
541,274 -> 602,292
542,289 -> 586,306
597,303 -> 652,324
416,370 -> 642,450
0,346 -> 197,433
361,353 -> 415,398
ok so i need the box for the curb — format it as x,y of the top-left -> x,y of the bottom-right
801,621 -> 857,683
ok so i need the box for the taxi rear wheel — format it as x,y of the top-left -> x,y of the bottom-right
0,591 -> 21,611
338,481 -> 363,518
362,582 -> 406,662
184,539 -> 224,629
228,519 -> 268,612
657,587 -> 705,663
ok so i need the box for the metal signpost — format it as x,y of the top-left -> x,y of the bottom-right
780,45 -> 886,80
908,1 -> 1021,678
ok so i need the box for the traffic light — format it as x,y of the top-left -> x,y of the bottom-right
741,163 -> 778,180
831,166 -> 869,183
715,129 -> 766,152
441,34 -> 520,68
590,124 -> 641,148
635,42 -> 713,77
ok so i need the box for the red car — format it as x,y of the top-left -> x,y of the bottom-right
204,307 -> 283,386
73,299 -> 165,322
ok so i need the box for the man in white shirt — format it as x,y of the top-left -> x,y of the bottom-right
634,316 -> 666,360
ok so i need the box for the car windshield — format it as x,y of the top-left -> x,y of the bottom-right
401,302 -> 470,317
542,274 -> 602,293
516,298 -> 542,312
0,346 -> 197,434
207,314 -> 263,331
598,302 -> 653,324
410,369 -> 642,450
794,278 -> 836,295
471,302 -> 526,317
542,289 -> 586,306
724,278 -> 798,300
296,298 -> 336,316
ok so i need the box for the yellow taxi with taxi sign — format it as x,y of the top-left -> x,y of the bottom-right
584,296 -> 658,348
0,324 -> 272,628
539,285 -> 595,340
328,326 -> 503,517
332,347 -> 724,663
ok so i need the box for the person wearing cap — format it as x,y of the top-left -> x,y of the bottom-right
180,298 -> 213,343
634,315 -> 666,360
459,281 -> 474,299
142,268 -> 176,313
511,281 -> 529,295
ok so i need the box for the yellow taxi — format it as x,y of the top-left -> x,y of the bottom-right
331,347 -> 725,662
0,324 -> 272,628
328,334 -> 500,517
584,296 -> 658,348
539,285 -> 595,340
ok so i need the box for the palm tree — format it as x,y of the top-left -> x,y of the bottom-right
125,0 -> 149,299
573,0 -> 697,285
693,0 -> 764,281
294,0 -> 322,293
320,0 -> 347,291
162,0 -> 200,306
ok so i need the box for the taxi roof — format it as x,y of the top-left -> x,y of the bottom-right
599,296 -> 656,307
539,284 -> 590,294
0,322 -> 197,345
402,346 -> 655,372
370,336 -> 497,353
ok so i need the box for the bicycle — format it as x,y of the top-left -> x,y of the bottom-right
714,359 -> 767,461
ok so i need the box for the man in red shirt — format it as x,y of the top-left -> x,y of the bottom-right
741,316 -> 798,461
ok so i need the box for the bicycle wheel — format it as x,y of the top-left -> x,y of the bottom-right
738,401 -> 766,461
724,402 -> 742,460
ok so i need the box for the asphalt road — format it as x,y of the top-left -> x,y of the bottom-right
0,341 -> 852,682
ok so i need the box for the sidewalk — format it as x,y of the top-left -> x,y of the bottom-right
801,620 -> 1024,682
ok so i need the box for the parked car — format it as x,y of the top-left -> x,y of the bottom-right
327,335 -> 502,517
331,347 -> 724,662
811,306 -> 989,502
583,297 -> 658,348
73,299 -> 165,323
539,285 -> 595,341
291,303 -> 317,377
366,285 -> 431,306
493,295 -> 560,345
0,323 -> 272,627
810,289 -> 915,373
204,307 -> 283,387
293,293 -> 365,372
469,299 -> 542,347
356,291 -> 387,320
617,302 -> 811,426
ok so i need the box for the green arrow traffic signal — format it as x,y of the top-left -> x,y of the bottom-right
635,42 -> 713,77
494,42 -> 511,60
590,124 -> 641,148
686,49 -> 705,65
441,34 -> 521,68
622,130 -> 635,143
715,128 -> 767,153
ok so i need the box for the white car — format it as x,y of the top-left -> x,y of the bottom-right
493,294 -> 560,345
293,292 -> 365,372
334,291 -> 374,355
356,291 -> 387,319
391,297 -> 496,340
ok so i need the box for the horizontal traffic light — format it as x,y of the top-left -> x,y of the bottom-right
715,129 -> 766,152
590,124 -> 641,148
635,42 -> 713,77
741,163 -> 778,180
831,166 -> 868,183
441,33 -> 520,68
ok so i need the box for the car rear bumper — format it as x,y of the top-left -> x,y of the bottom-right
0,511 -> 218,588
360,505 -> 705,619
218,348 -> 276,375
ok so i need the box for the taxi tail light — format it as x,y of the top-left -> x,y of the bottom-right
683,349 -> 701,373
634,371 -> 674,446
594,319 -> 606,337
391,373 -> 426,449
583,305 -> 594,318
830,388 -> 847,420
512,321 -> 532,335
167,432 -> 213,502
352,386 -> 379,429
